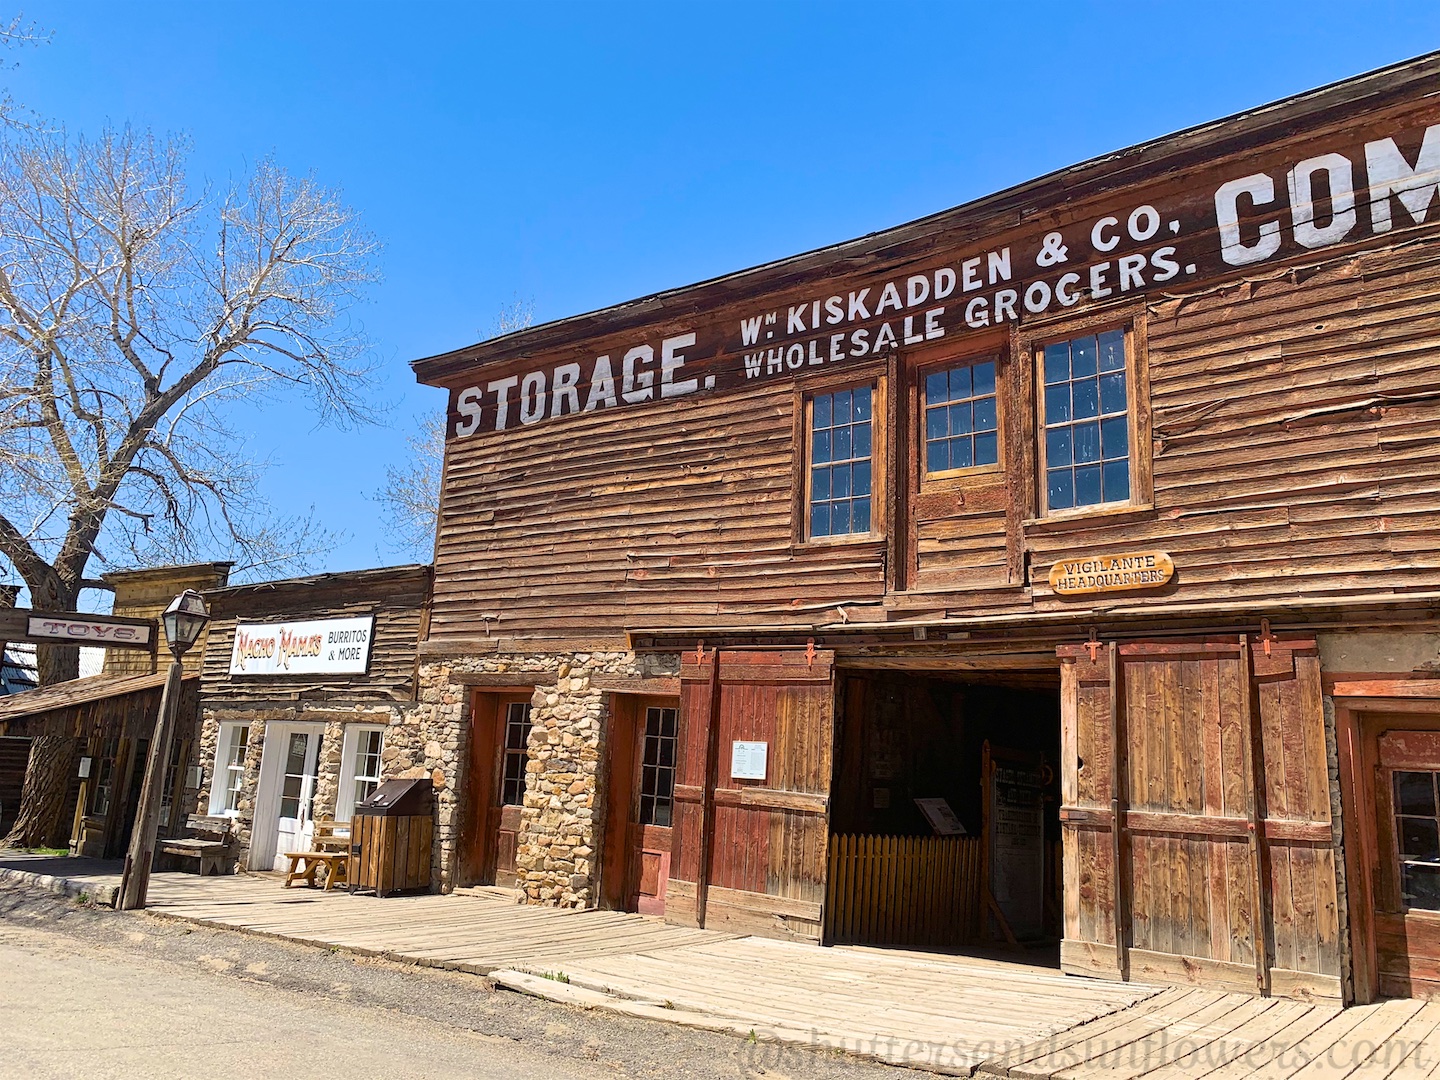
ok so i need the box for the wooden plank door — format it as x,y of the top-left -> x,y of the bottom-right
599,695 -> 677,914
668,647 -> 834,941
629,699 -> 677,915
1058,635 -> 1341,1001
492,698 -> 533,887
460,691 -> 533,888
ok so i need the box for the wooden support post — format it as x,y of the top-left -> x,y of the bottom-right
1108,641 -> 1130,981
117,659 -> 184,911
695,649 -> 722,928
1239,636 -> 1273,996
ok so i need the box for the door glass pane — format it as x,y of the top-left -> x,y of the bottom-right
1394,769 -> 1440,911
1395,771 -> 1436,816
279,732 -> 313,821
639,707 -> 678,827
1403,865 -> 1440,911
501,703 -> 533,806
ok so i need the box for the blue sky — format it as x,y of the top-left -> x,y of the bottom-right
9,0 -> 1439,585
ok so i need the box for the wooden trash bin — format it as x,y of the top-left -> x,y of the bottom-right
352,778 -> 434,897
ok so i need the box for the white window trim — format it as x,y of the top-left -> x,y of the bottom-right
209,722 -> 250,816
335,724 -> 387,823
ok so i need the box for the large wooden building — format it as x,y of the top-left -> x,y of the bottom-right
406,54 -> 1440,1005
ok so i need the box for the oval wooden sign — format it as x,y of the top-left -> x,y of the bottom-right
1048,550 -> 1174,596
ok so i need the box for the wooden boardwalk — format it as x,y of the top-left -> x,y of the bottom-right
137,872 -> 1156,1072
142,873 -> 726,973
978,988 -> 1440,1080
8,862 -> 1440,1077
499,936 -> 1154,1073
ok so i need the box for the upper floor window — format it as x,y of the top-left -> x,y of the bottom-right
1040,328 -> 1130,513
808,385 -> 874,538
924,360 -> 998,476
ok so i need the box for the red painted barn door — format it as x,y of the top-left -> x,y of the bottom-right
668,647 -> 834,941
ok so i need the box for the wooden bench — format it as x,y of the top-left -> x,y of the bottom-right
159,814 -> 235,876
282,849 -> 350,891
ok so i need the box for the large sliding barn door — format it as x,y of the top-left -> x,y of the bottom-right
1059,636 -> 1341,1001
667,647 -> 834,941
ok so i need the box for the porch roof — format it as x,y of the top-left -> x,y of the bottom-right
0,670 -> 198,726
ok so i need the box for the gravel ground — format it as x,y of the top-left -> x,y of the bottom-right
0,881 -> 925,1079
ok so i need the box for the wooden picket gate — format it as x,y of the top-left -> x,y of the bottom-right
824,833 -> 983,948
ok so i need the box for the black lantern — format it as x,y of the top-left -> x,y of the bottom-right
161,589 -> 211,658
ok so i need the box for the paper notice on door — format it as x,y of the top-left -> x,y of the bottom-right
730,740 -> 768,781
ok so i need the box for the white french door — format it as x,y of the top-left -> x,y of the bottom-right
250,722 -> 325,870
272,728 -> 321,868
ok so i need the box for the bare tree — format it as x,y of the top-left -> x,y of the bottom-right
0,125 -> 378,845
373,298 -> 532,562
0,135 -> 379,857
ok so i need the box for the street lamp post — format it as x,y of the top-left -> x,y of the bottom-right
117,589 -> 211,912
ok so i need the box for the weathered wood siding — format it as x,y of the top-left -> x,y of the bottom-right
200,567 -> 429,702
1025,242 -> 1440,608
422,70 -> 1440,647
435,380 -> 885,641
1060,636 -> 1340,1002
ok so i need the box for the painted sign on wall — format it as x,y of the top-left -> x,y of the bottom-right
443,114 -> 1440,439
228,615 -> 375,676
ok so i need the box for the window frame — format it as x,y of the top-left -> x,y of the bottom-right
209,722 -> 251,817
794,368 -> 889,547
500,700 -> 534,807
335,724 -> 387,822
917,353 -> 1005,485
1027,312 -> 1152,523
638,705 -> 678,828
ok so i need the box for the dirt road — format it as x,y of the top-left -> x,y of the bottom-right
0,882 -> 914,1079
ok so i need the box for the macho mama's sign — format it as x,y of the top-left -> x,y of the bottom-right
228,616 -> 375,676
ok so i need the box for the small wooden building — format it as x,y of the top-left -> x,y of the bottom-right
193,565 -> 431,873
406,54 -> 1440,1005
0,671 -> 201,856
0,563 -> 228,855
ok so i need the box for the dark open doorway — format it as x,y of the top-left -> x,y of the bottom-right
826,668 -> 1062,961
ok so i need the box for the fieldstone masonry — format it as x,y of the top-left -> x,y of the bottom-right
411,648 -> 679,905
195,702 -> 415,870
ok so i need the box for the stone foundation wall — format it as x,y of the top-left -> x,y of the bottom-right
411,649 -> 680,905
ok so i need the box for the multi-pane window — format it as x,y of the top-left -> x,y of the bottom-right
208,723 -> 250,816
222,725 -> 249,813
639,707 -> 678,827
1041,329 -> 1130,512
1394,770 -> 1440,911
925,361 -> 998,475
501,702 -> 533,806
809,385 -> 874,538
351,728 -> 385,808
